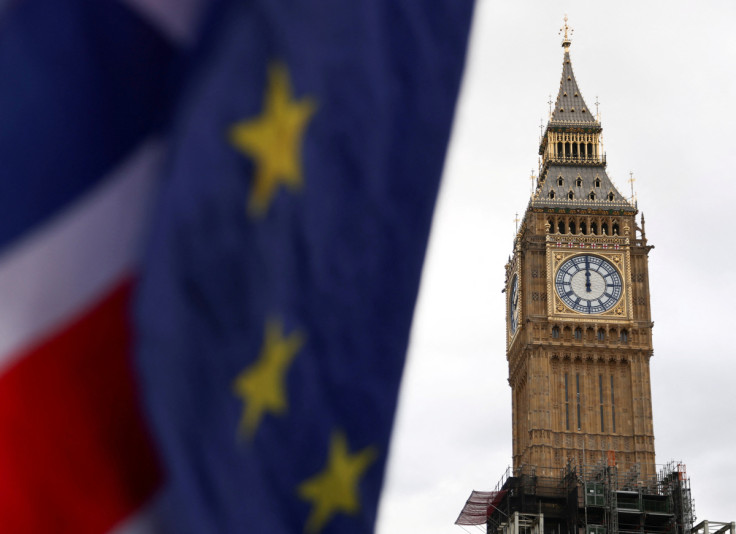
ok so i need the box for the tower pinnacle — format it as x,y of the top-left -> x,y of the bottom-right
534,26 -> 634,212
560,14 -> 572,50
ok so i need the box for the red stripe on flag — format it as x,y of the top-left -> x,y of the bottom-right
0,278 -> 161,533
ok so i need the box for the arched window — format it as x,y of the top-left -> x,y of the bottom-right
574,327 -> 582,340
565,142 -> 571,158
580,221 -> 587,234
568,191 -> 574,200
569,221 -> 576,234
602,223 -> 609,235
563,326 -> 572,340
587,142 -> 593,158
557,142 -> 563,156
549,190 -> 556,199
608,192 -> 615,201
576,177 -> 582,187
589,191 -> 596,200
572,143 -> 578,157
558,176 -> 564,186
595,177 -> 601,188
552,326 -> 560,339
612,223 -> 620,235
591,222 -> 598,235
558,220 -> 565,234
597,329 -> 605,341
620,329 -> 629,343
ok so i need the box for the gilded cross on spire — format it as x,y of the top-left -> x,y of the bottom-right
560,14 -> 572,50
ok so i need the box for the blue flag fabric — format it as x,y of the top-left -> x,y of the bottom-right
0,0 -> 176,250
135,1 -> 475,532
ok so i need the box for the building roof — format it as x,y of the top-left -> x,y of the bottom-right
549,49 -> 597,125
531,164 -> 635,212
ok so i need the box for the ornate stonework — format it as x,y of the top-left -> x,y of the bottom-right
505,41 -> 655,482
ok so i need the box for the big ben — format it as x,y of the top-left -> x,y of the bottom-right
454,19 -> 730,534
505,20 -> 655,481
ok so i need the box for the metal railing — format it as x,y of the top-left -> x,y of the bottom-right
544,154 -> 607,166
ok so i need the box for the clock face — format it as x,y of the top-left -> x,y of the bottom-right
509,274 -> 519,333
555,255 -> 622,314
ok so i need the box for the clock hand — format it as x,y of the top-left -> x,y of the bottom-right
585,257 -> 591,292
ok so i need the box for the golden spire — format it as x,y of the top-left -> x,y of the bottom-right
560,14 -> 572,51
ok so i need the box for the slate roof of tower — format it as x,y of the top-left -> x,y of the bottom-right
531,165 -> 634,212
549,50 -> 596,124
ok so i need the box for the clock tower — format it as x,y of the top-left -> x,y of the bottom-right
505,24 -> 655,481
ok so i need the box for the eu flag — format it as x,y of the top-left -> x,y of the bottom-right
134,1 -> 475,532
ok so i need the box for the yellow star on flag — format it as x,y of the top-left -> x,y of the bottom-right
298,431 -> 378,533
228,62 -> 317,217
232,319 -> 305,439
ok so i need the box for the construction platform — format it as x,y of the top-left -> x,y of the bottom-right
456,460 -> 704,534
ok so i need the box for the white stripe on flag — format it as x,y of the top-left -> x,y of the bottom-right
0,139 -> 164,374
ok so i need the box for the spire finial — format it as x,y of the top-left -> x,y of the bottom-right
641,213 -> 647,239
514,212 -> 520,234
628,171 -> 636,202
530,170 -> 536,195
560,15 -> 573,50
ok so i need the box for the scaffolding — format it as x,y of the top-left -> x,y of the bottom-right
691,521 -> 736,534
660,461 -> 695,534
499,512 -> 544,534
457,461 -> 699,534
571,460 -> 697,534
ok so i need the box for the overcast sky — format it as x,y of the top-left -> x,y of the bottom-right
377,1 -> 736,532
